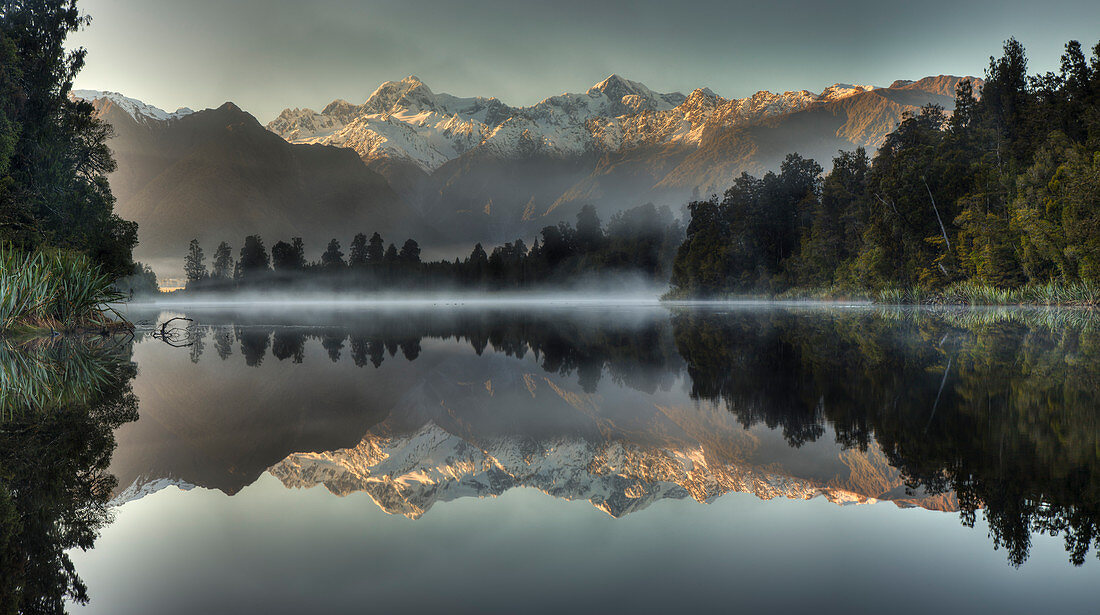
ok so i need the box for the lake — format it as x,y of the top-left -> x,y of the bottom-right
2,302 -> 1098,614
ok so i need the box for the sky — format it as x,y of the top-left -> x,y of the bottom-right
69,0 -> 1100,124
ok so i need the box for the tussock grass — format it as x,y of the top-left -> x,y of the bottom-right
875,281 -> 1100,307
0,244 -> 126,333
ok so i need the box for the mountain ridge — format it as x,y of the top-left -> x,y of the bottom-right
76,72 -> 982,270
77,94 -> 417,273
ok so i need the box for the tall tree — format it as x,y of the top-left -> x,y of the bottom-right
398,239 -> 421,264
321,238 -> 345,269
348,233 -> 368,267
183,238 -> 207,284
366,232 -> 385,264
575,205 -> 604,254
271,240 -> 304,272
237,235 -> 269,279
211,241 -> 233,279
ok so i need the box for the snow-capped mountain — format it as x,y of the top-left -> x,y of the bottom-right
262,73 -> 977,245
81,73 -> 980,267
72,89 -> 194,124
267,74 -> 881,174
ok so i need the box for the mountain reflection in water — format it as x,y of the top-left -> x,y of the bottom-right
107,304 -> 1100,570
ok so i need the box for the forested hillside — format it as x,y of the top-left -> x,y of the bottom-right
670,38 -> 1100,302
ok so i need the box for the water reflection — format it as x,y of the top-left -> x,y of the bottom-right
672,308 -> 1100,567
0,338 -> 137,613
114,305 -> 1100,568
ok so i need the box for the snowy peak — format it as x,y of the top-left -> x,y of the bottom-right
266,74 -> 979,174
363,75 -> 437,115
587,73 -> 687,113
72,90 -> 193,124
818,83 -> 876,102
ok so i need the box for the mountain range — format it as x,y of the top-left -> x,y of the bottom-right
77,73 -> 980,273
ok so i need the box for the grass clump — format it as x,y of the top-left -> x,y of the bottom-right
875,281 -> 1100,306
0,244 -> 126,333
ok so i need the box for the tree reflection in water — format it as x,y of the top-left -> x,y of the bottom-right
0,338 -> 138,613
3,304 -> 1095,615
179,306 -> 1100,567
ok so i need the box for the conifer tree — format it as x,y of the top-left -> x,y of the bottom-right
183,239 -> 207,284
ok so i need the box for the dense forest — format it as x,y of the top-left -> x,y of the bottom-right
0,0 -> 135,277
670,38 -> 1100,301
180,203 -> 684,291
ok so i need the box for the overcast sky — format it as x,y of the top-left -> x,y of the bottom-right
69,0 -> 1100,123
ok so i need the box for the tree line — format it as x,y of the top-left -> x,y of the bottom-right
181,203 -> 684,291
0,1 -> 136,278
670,37 -> 1100,299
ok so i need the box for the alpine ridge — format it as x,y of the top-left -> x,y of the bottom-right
268,73 -> 981,245
76,73 -> 981,270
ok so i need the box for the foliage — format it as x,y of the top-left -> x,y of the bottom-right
670,37 -> 1100,301
0,335 -> 137,612
0,243 -> 124,332
0,0 -> 137,277
669,307 -> 1100,567
183,238 -> 207,285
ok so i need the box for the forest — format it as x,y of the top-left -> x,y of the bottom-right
670,38 -> 1100,302
0,1 -> 146,332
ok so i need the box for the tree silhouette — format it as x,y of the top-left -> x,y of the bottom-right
399,239 -> 421,264
237,235 -> 270,280
183,239 -> 207,285
212,242 -> 234,279
321,238 -> 346,270
349,233 -> 368,267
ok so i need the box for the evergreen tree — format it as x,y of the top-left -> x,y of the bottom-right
271,240 -> 304,272
467,243 -> 488,283
367,232 -> 385,264
349,232 -> 368,267
321,238 -> 345,269
291,237 -> 305,269
183,238 -> 207,284
237,235 -> 269,279
398,239 -> 421,264
383,243 -> 398,263
212,241 -> 233,279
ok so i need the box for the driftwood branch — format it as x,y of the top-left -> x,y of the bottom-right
152,317 -> 195,347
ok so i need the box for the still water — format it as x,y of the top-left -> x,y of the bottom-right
2,303 -> 1098,613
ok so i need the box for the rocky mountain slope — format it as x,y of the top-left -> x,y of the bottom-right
78,92 -> 415,272
269,74 -> 980,244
